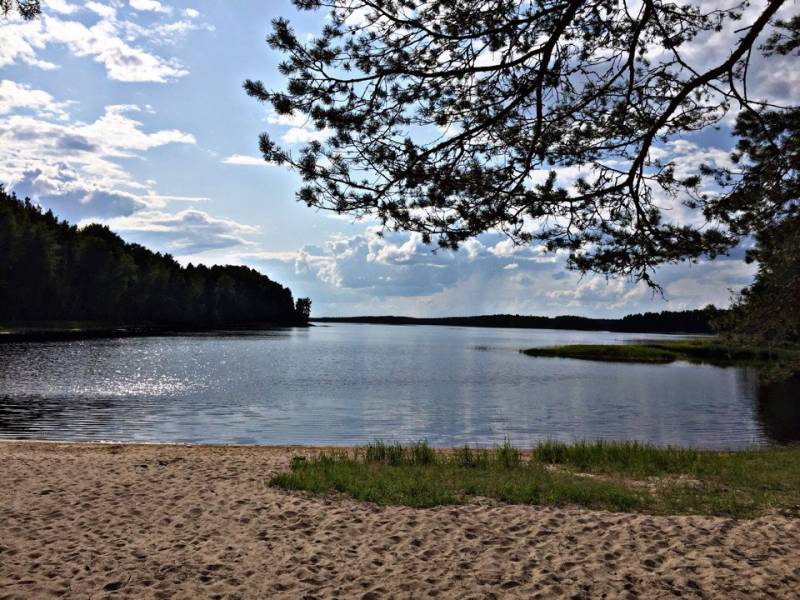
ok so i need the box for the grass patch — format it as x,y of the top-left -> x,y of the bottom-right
271,440 -> 800,518
522,344 -> 678,363
521,338 -> 799,368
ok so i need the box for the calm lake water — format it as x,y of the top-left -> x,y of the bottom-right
0,324 -> 797,448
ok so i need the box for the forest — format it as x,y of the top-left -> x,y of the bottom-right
0,187 -> 309,326
314,310 -> 718,335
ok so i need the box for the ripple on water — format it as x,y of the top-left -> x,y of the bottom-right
0,326 -> 798,447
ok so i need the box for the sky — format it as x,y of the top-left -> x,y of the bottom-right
1,0 -> 795,317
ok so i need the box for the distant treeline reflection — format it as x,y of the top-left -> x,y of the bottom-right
0,187 -> 308,325
314,311 -> 720,335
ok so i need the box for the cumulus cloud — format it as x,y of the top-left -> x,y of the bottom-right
0,86 -> 196,223
675,0 -> 799,110
239,228 -> 756,317
96,209 -> 259,254
0,79 -> 254,255
280,126 -> 334,144
12,169 -> 148,220
129,0 -> 170,14
46,0 -> 80,15
0,19 -> 59,70
46,15 -> 186,81
1,104 -> 195,185
654,140 -> 735,180
85,1 -> 116,19
265,110 -> 334,144
0,2 -> 211,82
245,230 -> 569,299
0,79 -> 71,119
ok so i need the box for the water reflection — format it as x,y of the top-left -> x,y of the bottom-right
0,325 -> 797,448
755,375 -> 800,444
0,395 -> 123,438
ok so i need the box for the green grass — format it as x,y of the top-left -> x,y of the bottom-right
521,338 -> 799,368
522,344 -> 678,363
270,440 -> 800,518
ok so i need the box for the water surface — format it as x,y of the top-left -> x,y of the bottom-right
0,324 -> 797,448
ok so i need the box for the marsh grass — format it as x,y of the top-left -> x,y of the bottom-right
522,344 -> 677,362
270,440 -> 800,518
521,338 -> 799,368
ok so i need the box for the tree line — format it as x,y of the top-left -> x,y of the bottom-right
314,309 -> 719,335
0,187 -> 310,326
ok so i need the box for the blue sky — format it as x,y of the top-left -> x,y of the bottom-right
2,0 -> 794,317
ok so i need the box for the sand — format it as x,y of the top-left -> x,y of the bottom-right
1,442 -> 798,599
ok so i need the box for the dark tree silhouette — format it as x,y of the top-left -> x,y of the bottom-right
246,0 -> 796,284
715,107 -> 799,348
728,217 -> 800,345
1,0 -> 39,19
295,297 -> 312,322
700,107 -> 799,242
315,309 -> 720,334
0,187 -> 306,326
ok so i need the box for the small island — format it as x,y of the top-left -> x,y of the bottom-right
521,339 -> 800,370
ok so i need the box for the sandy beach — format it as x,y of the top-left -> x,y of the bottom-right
1,442 -> 798,599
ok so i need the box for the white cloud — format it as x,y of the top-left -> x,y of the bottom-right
0,19 -> 59,70
266,110 -> 333,144
239,227 -> 756,317
0,79 -> 71,119
97,209 -> 259,253
245,230 -> 557,299
658,140 -> 734,180
45,15 -> 188,81
0,6 -> 207,82
266,111 -> 310,127
487,238 -> 519,258
223,154 -> 270,167
141,193 -> 210,205
1,91 -> 196,222
659,260 -> 756,308
85,1 -> 116,19
46,0 -> 80,14
81,104 -> 196,152
184,8 -> 199,19
120,12 -> 214,45
129,0 -> 170,14
281,126 -> 333,144
0,80 -> 250,255
677,1 -> 799,104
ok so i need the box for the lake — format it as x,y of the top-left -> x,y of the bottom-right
0,323 -> 797,448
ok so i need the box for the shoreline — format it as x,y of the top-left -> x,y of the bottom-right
2,441 -> 798,598
311,313 -> 716,335
2,437 -> 792,451
0,315 -> 710,344
0,322 -> 311,344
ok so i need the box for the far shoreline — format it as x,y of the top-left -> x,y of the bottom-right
1,308 -> 716,342
311,309 -> 717,335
